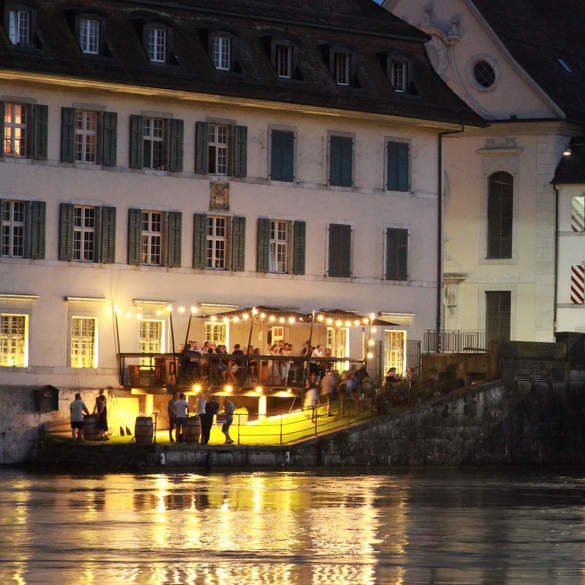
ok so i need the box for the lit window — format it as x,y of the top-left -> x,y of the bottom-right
8,9 -> 30,45
205,322 -> 226,344
276,44 -> 293,78
141,211 -> 162,265
1,200 -> 25,257
391,61 -> 407,92
208,124 -> 228,175
75,110 -> 97,163
71,317 -> 97,368
3,103 -> 27,157
212,36 -> 230,70
73,206 -> 96,262
326,326 -> 349,370
269,220 -> 289,273
0,314 -> 27,367
147,27 -> 166,62
143,118 -> 165,170
207,215 -> 226,269
139,318 -> 163,367
335,53 -> 350,85
80,18 -> 99,55
384,330 -> 406,376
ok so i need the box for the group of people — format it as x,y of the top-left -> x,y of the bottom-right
69,389 -> 109,440
168,391 -> 235,445
179,341 -> 247,385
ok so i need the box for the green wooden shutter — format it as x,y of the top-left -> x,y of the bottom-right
23,200 -> 46,259
328,223 -> 351,277
233,125 -> 247,177
386,228 -> 408,280
0,199 -> 3,256
59,203 -> 74,261
271,130 -> 294,181
192,213 -> 207,269
387,141 -> 409,191
129,115 -> 144,169
231,216 -> 246,271
101,112 -> 117,167
256,217 -> 270,273
195,121 -> 209,174
100,206 -> 116,263
32,104 -> 48,160
127,208 -> 142,265
166,211 -> 182,268
0,103 -> 4,154
60,107 -> 76,163
330,136 -> 352,187
169,118 -> 184,172
292,220 -> 306,275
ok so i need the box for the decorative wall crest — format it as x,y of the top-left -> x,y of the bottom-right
210,182 -> 230,211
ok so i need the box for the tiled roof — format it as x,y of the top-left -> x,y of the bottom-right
553,136 -> 585,184
472,0 -> 585,124
0,0 -> 482,126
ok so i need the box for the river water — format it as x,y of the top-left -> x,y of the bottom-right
0,468 -> 584,585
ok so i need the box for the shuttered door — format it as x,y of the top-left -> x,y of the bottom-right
386,228 -> 408,280
60,107 -> 76,163
256,217 -> 270,273
328,223 -> 351,277
129,115 -> 144,169
58,203 -> 74,261
387,141 -> 409,191
101,112 -> 117,167
292,220 -> 306,275
487,171 -> 513,258
33,105 -> 48,160
100,206 -> 116,263
195,122 -> 209,175
231,216 -> 246,271
166,211 -> 182,267
329,136 -> 353,187
485,291 -> 511,346
271,130 -> 294,181
127,208 -> 142,265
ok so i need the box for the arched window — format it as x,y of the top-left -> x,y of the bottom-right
571,196 -> 585,232
487,171 -> 513,259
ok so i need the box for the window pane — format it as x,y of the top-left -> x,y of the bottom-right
80,18 -> 99,54
148,28 -> 166,62
1,200 -> 26,257
212,36 -> 230,70
3,103 -> 27,157
487,172 -> 513,259
0,314 -> 27,367
71,317 -> 97,368
9,10 -> 30,45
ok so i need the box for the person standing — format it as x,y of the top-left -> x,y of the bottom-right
196,391 -> 207,444
321,370 -> 337,416
70,393 -> 89,440
221,397 -> 235,445
174,393 -> 189,442
201,396 -> 219,445
95,394 -> 109,440
168,392 -> 178,442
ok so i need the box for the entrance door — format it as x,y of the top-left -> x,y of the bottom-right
384,330 -> 406,375
485,291 -> 511,346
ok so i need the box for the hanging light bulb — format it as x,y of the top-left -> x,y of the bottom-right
317,315 -> 324,322
326,318 -> 333,325
211,315 -> 217,322
178,307 -> 185,313
166,305 -> 172,312
269,315 -> 276,322
234,316 -> 240,323
260,312 -> 266,319
156,310 -> 162,316
289,317 -> 295,324
354,320 -> 360,326
243,313 -> 249,320
190,306 -> 198,313
279,317 -> 285,323
345,321 -> 351,327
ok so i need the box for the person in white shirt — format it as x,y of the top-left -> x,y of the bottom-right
196,392 -> 207,443
70,393 -> 89,439
174,393 -> 189,442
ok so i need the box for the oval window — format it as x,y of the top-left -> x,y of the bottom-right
473,60 -> 496,88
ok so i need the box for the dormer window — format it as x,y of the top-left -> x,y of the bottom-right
79,17 -> 99,55
8,8 -> 30,45
334,52 -> 350,86
391,60 -> 407,93
276,44 -> 293,78
212,35 -> 231,70
146,26 -> 166,63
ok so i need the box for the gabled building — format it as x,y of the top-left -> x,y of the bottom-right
0,0 -> 479,394
387,0 -> 585,346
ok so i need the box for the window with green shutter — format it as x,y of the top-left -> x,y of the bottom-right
166,211 -> 182,267
32,104 -> 48,160
127,208 -> 142,265
168,119 -> 184,173
329,135 -> 353,187
328,223 -> 351,277
387,141 -> 409,191
59,203 -> 74,261
386,228 -> 408,280
487,171 -> 513,259
192,213 -> 208,269
101,112 -> 117,167
271,129 -> 294,181
256,217 -> 270,273
231,216 -> 246,271
292,220 -> 305,275
100,206 -> 116,263
195,121 -> 247,176
0,102 -> 47,160
129,115 -> 144,169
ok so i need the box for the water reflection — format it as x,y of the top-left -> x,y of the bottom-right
1,470 -> 585,584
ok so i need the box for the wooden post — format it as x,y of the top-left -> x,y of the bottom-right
113,309 -> 123,385
169,310 -> 178,387
303,310 -> 315,388
241,308 -> 255,386
178,311 -> 192,385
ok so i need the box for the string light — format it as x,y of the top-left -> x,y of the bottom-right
252,308 -> 258,315
211,315 -> 217,322
260,313 -> 266,319
192,384 -> 201,392
345,320 -> 351,327
224,385 -> 233,393
269,315 -> 276,322
136,313 -> 142,319
279,317 -> 285,323
243,313 -> 249,320
317,315 -> 324,322
156,310 -> 162,316
190,306 -> 198,313
370,312 -> 375,319
289,317 -> 295,324
178,307 -> 185,313
166,305 -> 172,312
126,312 -> 132,318
327,318 -> 333,325
354,320 -> 360,326
368,339 -> 375,346
372,327 -> 377,333
367,352 -> 374,359
233,316 -> 240,323
336,320 -> 342,327
223,317 -> 229,323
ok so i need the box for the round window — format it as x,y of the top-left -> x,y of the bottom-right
473,60 -> 496,88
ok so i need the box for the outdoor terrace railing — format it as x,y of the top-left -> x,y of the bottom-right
118,352 -> 366,389
423,329 -> 487,353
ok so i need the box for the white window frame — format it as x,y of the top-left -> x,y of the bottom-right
384,329 -> 406,375
269,219 -> 290,274
73,205 -> 96,262
1,200 -> 25,257
211,36 -> 231,71
276,44 -> 293,78
207,215 -> 227,269
139,318 -> 164,367
391,60 -> 407,93
143,118 -> 165,170
71,316 -> 98,368
75,110 -> 97,164
208,124 -> 229,175
141,211 -> 162,266
80,17 -> 99,55
205,322 -> 227,346
3,102 -> 27,157
0,313 -> 28,367
147,27 -> 166,63
8,8 -> 30,45
326,326 -> 349,370
335,53 -> 350,86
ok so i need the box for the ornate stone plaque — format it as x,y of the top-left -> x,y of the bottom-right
210,182 -> 230,211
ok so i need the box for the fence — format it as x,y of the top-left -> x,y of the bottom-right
423,330 -> 487,353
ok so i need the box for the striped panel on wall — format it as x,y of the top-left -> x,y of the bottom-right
570,264 -> 585,304
571,197 -> 585,232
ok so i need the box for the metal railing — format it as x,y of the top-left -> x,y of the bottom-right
423,330 -> 487,353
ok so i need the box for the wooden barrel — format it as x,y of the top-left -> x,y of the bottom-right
135,416 -> 153,444
83,415 -> 99,441
182,417 -> 201,443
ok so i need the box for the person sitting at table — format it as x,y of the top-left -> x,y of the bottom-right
216,344 -> 229,383
229,344 -> 244,385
